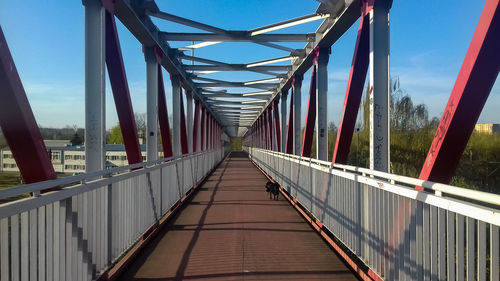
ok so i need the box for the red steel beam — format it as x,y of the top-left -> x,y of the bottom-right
105,11 -> 143,164
192,100 -> 201,152
273,100 -> 281,152
285,86 -> 294,154
0,26 -> 56,185
158,64 -> 173,158
332,3 -> 371,164
301,55 -> 318,157
419,0 -> 500,184
179,87 -> 189,154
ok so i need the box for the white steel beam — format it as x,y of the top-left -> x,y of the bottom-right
246,56 -> 296,67
281,90 -> 287,152
145,47 -> 158,162
196,82 -> 278,89
84,0 -> 106,172
293,74 -> 303,155
184,65 -> 291,71
172,76 -> 181,156
160,32 -> 313,42
147,10 -> 226,34
186,90 -> 193,153
369,1 -> 390,172
316,48 -> 329,161
250,13 -> 330,36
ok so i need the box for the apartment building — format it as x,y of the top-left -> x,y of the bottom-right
1,141 -> 148,174
474,123 -> 500,135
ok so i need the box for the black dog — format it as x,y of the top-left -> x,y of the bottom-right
265,181 -> 280,200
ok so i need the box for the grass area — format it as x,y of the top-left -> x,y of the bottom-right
0,171 -> 29,204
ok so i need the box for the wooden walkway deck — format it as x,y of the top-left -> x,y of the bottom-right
119,152 -> 358,281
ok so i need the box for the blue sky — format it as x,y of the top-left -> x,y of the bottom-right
0,0 -> 498,129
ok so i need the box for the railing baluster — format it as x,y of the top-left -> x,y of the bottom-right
29,209 -> 37,281
447,211 -> 456,281
11,214 -> 20,281
456,214 -> 465,281
478,221 -> 487,281
1,217 -> 9,281
491,225 -> 499,281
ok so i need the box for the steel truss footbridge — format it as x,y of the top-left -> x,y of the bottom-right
0,0 -> 499,280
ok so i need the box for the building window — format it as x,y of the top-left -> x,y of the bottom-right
65,155 -> 72,160
51,151 -> 60,161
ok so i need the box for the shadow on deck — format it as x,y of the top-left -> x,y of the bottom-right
119,151 -> 358,281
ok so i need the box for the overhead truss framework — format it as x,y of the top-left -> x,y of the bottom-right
139,0 -> 352,133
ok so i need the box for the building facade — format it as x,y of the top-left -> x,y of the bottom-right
474,123 -> 500,134
1,141 -> 149,174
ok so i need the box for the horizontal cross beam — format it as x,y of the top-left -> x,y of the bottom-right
160,32 -> 314,42
184,65 -> 291,71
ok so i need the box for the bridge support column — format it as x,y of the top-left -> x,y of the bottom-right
84,0 -> 106,172
280,90 -> 287,152
157,65 -> 173,158
268,107 -> 274,151
193,100 -> 201,152
285,88 -> 294,154
145,47 -> 158,162
369,0 -> 391,172
316,48 -> 330,161
293,74 -> 303,156
186,91 -> 193,153
200,106 -> 206,151
172,75 -> 181,156
273,100 -> 281,152
179,89 -> 189,154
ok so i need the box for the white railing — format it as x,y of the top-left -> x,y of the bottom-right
246,147 -> 500,281
0,147 -> 229,281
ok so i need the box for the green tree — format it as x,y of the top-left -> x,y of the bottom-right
107,124 -> 124,144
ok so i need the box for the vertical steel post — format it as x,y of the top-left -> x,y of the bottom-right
206,113 -> 210,149
316,47 -> 330,161
186,90 -> 193,154
200,106 -> 206,151
268,107 -> 274,151
369,0 -> 391,172
293,74 -> 303,156
179,88 -> 189,154
84,0 -> 106,172
285,88 -> 294,154
157,65 -> 173,158
281,90 -> 287,152
192,100 -> 200,152
273,100 -> 281,152
171,75 -> 181,156
196,104 -> 201,152
145,47 -> 158,162
262,110 -> 269,149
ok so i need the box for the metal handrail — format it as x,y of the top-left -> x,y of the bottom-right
247,147 -> 500,207
0,150 -> 213,200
